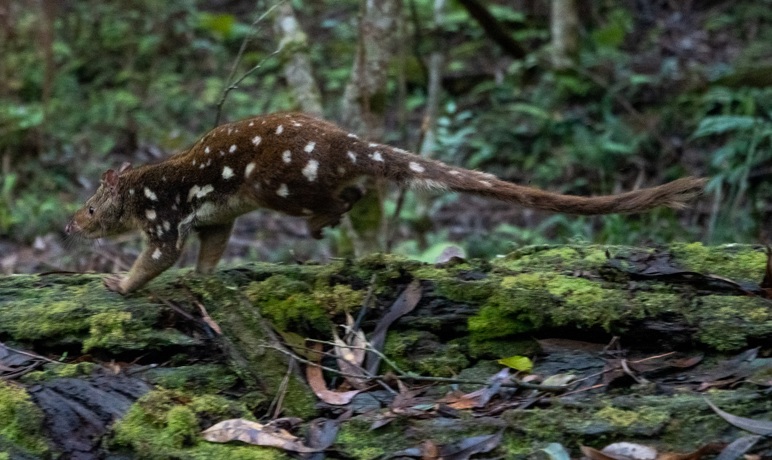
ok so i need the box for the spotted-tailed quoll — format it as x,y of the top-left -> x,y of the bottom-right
66,112 -> 706,294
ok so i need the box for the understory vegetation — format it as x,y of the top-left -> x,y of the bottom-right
1,0 -> 770,264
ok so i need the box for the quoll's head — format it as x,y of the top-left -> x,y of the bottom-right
66,163 -> 134,239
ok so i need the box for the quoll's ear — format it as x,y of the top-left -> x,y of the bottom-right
101,169 -> 120,192
119,162 -> 132,174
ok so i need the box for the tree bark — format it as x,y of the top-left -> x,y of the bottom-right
273,2 -> 324,117
0,243 -> 770,457
550,0 -> 580,70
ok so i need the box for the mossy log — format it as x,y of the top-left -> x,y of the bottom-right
0,243 -> 770,459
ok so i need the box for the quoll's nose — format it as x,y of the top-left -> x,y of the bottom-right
65,221 -> 79,234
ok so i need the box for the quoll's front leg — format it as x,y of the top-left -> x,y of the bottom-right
105,243 -> 182,294
195,221 -> 235,274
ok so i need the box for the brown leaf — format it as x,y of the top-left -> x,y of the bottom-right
366,280 -> 422,374
202,419 -> 322,453
195,301 -> 222,335
333,324 -> 369,389
306,343 -> 363,405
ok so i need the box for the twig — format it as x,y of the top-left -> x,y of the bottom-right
263,343 -> 568,393
214,0 -> 287,125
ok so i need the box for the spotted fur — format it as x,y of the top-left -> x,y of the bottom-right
66,112 -> 706,294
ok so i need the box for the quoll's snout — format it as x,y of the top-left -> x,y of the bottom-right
65,220 -> 79,234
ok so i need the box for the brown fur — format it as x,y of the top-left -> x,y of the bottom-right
66,112 -> 706,293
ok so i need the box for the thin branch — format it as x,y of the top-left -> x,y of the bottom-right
456,0 -> 527,59
214,0 -> 287,125
263,342 -> 569,393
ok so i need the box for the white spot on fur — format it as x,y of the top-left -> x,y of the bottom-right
144,188 -> 158,201
229,144 -> 237,153
156,225 -> 164,236
188,184 -> 215,201
347,151 -> 357,163
302,160 -> 319,182
129,189 -> 135,196
347,133 -> 358,139
479,180 -> 493,187
302,208 -> 313,215
152,248 -> 162,260
196,202 -> 217,219
277,184 -> 289,197
227,128 -> 233,135
249,121 -> 254,127
222,166 -> 235,180
449,170 -> 462,176
370,151 -> 384,162
163,221 -> 171,231
276,125 -> 284,135
368,143 -> 378,148
204,146 -> 211,154
337,166 -> 346,175
394,148 -> 410,155
146,209 -> 157,220
199,164 -> 206,169
252,135 -> 261,146
245,162 -> 256,178
192,159 -> 197,166
293,122 -> 302,127
304,142 -> 316,153
280,150 -> 290,163
409,162 -> 425,173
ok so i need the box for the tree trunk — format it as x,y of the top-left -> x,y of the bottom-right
273,2 -> 324,117
551,0 -> 580,70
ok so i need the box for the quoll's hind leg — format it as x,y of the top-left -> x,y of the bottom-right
306,186 -> 365,239
196,221 -> 235,273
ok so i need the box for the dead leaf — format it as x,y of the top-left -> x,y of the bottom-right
202,419 -> 322,453
705,398 -> 772,435
390,432 -> 503,460
581,445 -> 628,460
602,442 -> 657,460
366,280 -> 422,374
333,318 -> 370,389
195,301 -> 221,335
306,343 -> 363,405
657,442 -> 725,460
437,431 -> 503,460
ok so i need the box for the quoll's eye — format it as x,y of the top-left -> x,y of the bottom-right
88,206 -> 95,215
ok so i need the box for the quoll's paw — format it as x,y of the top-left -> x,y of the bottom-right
104,275 -> 127,295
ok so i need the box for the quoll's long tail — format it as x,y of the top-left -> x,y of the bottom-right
377,146 -> 706,215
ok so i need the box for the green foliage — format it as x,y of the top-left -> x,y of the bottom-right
2,0 -> 771,252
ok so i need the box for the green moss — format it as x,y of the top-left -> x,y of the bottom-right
111,389 -> 283,459
83,311 -> 132,351
245,275 -> 331,334
671,243 -> 765,282
0,380 -> 49,457
21,362 -> 97,383
337,419 -> 409,460
491,245 -> 615,273
312,283 -> 365,315
142,364 -> 239,393
693,295 -> 772,351
383,331 -> 469,377
595,406 -> 669,433
469,273 -> 627,343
